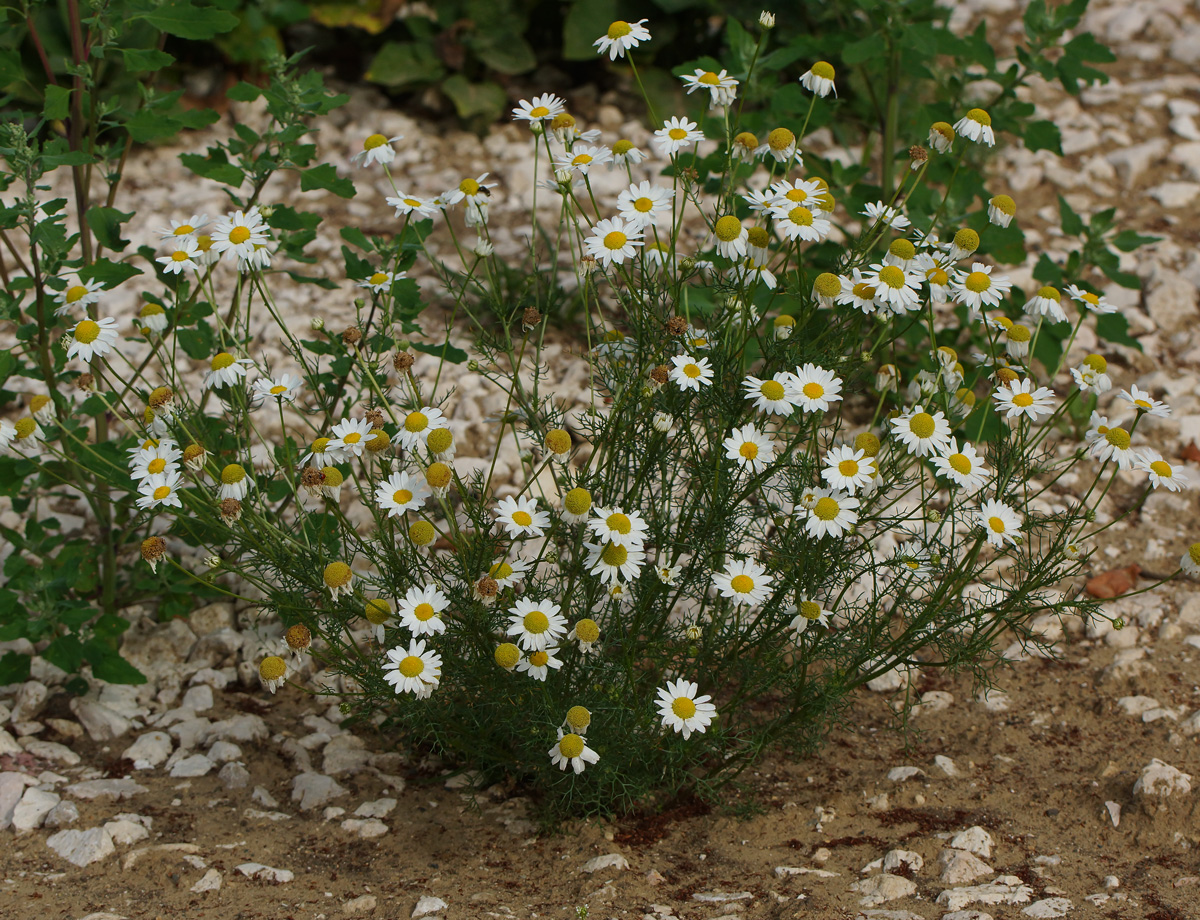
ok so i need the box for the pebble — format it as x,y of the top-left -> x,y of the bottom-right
887,766 -> 925,782
44,800 -> 80,827
344,894 -> 377,914
1116,695 -> 1160,716
191,868 -> 223,892
851,874 -> 917,907
941,913 -> 994,920
218,762 -> 250,789
412,895 -> 447,918
776,866 -> 839,878
69,698 -> 132,742
582,854 -> 629,873
244,808 -> 291,821
103,818 -> 150,846
10,680 -> 48,722
12,787 -> 61,832
692,891 -> 753,902
0,728 -> 22,756
934,755 -> 961,777
235,862 -> 294,883
938,849 -> 994,885
22,738 -> 80,765
121,732 -> 173,769
65,779 -> 148,801
948,827 -> 994,858
292,772 -> 348,811
1132,758 -> 1193,810
47,827 -> 116,867
322,734 -> 371,775
207,713 -> 268,744
936,876 -> 1034,911
862,850 -> 923,875
340,817 -> 388,838
180,685 -> 214,712
354,797 -> 397,818
1105,801 -> 1121,827
207,740 -> 243,763
1022,898 -> 1073,918
168,718 -> 212,750
168,753 -> 215,778
0,772 -> 37,829
252,786 -> 280,807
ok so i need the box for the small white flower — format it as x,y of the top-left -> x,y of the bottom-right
1088,426 -> 1139,470
553,144 -> 612,176
398,406 -> 449,451
66,316 -> 119,363
669,354 -> 714,392
993,378 -> 1055,421
512,94 -> 565,124
655,679 -> 716,739
515,647 -> 562,681
386,192 -> 438,218
593,18 -> 651,60
252,373 -> 303,404
507,598 -> 567,652
952,262 -> 1012,317
202,352 -> 252,390
805,488 -> 859,538
137,470 -> 184,510
158,214 -> 208,241
549,729 -> 600,773
653,117 -> 704,157
588,506 -> 650,549
1139,450 -> 1189,491
931,439 -> 991,491
821,445 -> 875,494
787,363 -> 843,413
681,68 -> 738,108
494,495 -> 551,539
1065,283 -> 1116,315
52,278 -> 105,317
584,216 -> 643,267
584,540 -> 645,584
358,269 -> 404,293
953,108 -> 995,146
210,207 -> 270,262
375,470 -> 431,518
771,204 -> 831,242
978,499 -> 1021,547
862,201 -> 911,230
352,133 -> 403,167
712,559 -> 773,607
863,262 -> 923,314
723,424 -> 776,475
799,61 -> 836,97
329,417 -> 374,457
384,638 -> 441,697
743,373 -> 798,416
891,405 -> 951,457
1027,285 -> 1068,323
617,181 -> 673,230
156,236 -> 201,274
1117,385 -> 1170,418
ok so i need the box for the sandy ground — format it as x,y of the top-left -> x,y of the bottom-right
2,0 -> 1200,918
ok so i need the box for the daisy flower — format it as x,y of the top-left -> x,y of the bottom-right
515,647 -> 562,681
561,487 -> 593,524
136,470 -> 185,510
52,277 -> 105,316
863,262 -> 923,314
136,303 -> 169,334
444,173 -> 497,227
836,270 -> 879,314
951,262 -> 1012,317
711,215 -> 748,260
593,19 -> 650,60
219,463 -> 251,501
352,133 -> 402,167
977,499 -> 1021,547
791,597 -> 832,632
861,200 -> 911,230
1180,543 -> 1200,577
1117,385 -> 1170,418
584,540 -> 646,584
1088,426 -> 1139,469
66,316 -> 119,363
742,187 -> 777,214
158,214 -> 207,241
724,424 -> 776,474
210,207 -> 269,261
681,69 -> 738,108
398,406 -> 449,451
1084,411 -> 1115,445
588,506 -> 650,549
891,405 -> 951,457
258,655 -> 290,693
805,488 -> 860,538
616,181 -> 673,231
1071,355 -> 1112,394
770,176 -> 823,209
799,61 -> 836,97
822,445 -> 875,493
954,108 -> 995,146
929,121 -> 955,152
385,192 -> 437,219
129,439 -> 181,482
512,93 -> 565,124
994,378 -> 1055,421
329,416 -> 374,457
608,138 -> 648,168
786,363 -> 843,413
487,557 -> 530,591
397,584 -> 450,637
495,495 -> 550,539
301,436 -> 346,469
507,598 -> 567,651
358,269 -> 403,293
553,144 -> 612,176
1139,450 -> 1189,491
252,373 -> 302,404
734,256 -> 776,290
989,194 -> 1016,227
156,236 -> 200,274
653,117 -> 704,157
756,127 -> 798,163
1027,285 -> 1068,323
376,470 -> 430,517
1065,283 -> 1116,315
669,354 -> 714,391
567,618 -> 601,654
656,679 -> 716,739
584,216 -> 643,267
932,439 -> 990,491
384,638 -> 441,697
712,559 -> 772,606
771,204 -> 831,242
549,729 -> 599,774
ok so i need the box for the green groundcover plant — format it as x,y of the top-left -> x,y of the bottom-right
1,5 -> 1194,817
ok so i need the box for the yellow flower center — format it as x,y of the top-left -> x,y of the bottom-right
740,442 -> 759,459
65,285 -> 88,303
747,226 -> 770,247
369,272 -> 388,285
494,643 -> 520,668
760,380 -> 785,401
1012,393 -> 1034,407
988,516 -> 1006,533
1134,398 -> 1153,409
564,488 -> 592,515
948,453 -> 972,474
991,195 -> 1016,215
877,266 -> 906,289
603,231 -> 628,250
799,600 -> 822,620
699,71 -> 720,85
364,599 -> 391,624
566,706 -> 591,730
572,153 -> 593,166
573,619 -> 599,643
398,655 -> 424,678
1083,354 -> 1107,372
1008,324 -> 1031,343
426,462 -> 452,489
909,412 -> 935,439
788,207 -> 814,226
523,611 -> 549,634
811,61 -> 835,80
364,133 -> 388,150
140,304 -> 165,317
784,189 -> 809,203
683,363 -> 702,379
558,733 -> 585,758
211,352 -> 236,370
967,107 -> 991,126
613,139 -> 634,155
853,282 -> 876,300
668,128 -> 688,140
600,542 -> 628,566
672,697 -> 697,719
511,510 -> 533,527
324,561 -> 352,587
1105,428 -> 1130,450
1189,543 -> 1200,565
1082,292 -> 1099,305
964,272 -> 991,293
1038,285 -> 1061,300
174,224 -> 194,235
342,432 -> 362,444
802,382 -> 824,399
490,562 -> 514,580
270,384 -> 287,395
607,20 -> 632,39
409,521 -> 435,545
459,178 -> 480,196
927,268 -> 949,286
529,650 -> 549,668
221,464 -> 246,484
768,127 -> 795,150
734,131 -> 758,148
889,239 -> 916,260
838,459 -> 859,476
74,320 -> 100,344
413,602 -> 436,622
814,497 -> 840,521
1150,460 -> 1172,477
152,486 -> 171,500
405,411 -> 428,433
393,489 -> 413,505
228,226 -> 251,245
634,197 -> 653,212
529,106 -> 549,118
171,251 -> 189,262
813,273 -> 841,297
196,234 -> 213,252
954,228 -> 980,251
260,656 -> 287,680
606,513 -> 632,534
147,458 -> 167,474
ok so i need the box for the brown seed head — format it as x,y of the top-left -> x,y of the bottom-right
650,364 -> 670,386
141,536 -> 166,563
522,307 -> 542,329
475,576 -> 499,599
364,408 -> 385,428
75,373 -> 95,393
341,326 -> 362,346
301,467 -> 325,490
219,498 -> 243,523
285,624 -> 312,651
148,386 -> 174,410
909,144 -> 928,164
994,366 -> 1019,384
665,316 -> 688,336
393,351 -> 414,373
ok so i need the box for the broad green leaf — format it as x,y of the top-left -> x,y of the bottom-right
563,0 -> 618,60
285,271 -> 338,289
0,50 -> 21,87
300,163 -> 356,199
441,75 -> 507,122
42,634 -> 84,674
843,34 -> 886,65
1057,195 -> 1083,236
340,227 -> 371,250
1096,313 -> 1142,351
83,639 -> 147,685
0,651 -> 30,685
141,0 -> 239,40
1023,119 -> 1062,155
226,81 -> 261,102
85,207 -> 134,251
471,33 -> 537,75
122,48 -> 175,73
44,85 -> 71,121
180,151 -> 245,187
412,341 -> 468,364
366,41 -> 444,87
1111,229 -> 1160,252
81,258 -> 141,288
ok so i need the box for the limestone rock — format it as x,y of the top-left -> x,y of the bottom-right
949,826 -> 994,858
412,895 -> 448,918
1133,759 -> 1193,814
47,827 -> 116,867
121,732 -> 173,770
10,680 -> 48,722
180,685 -> 214,712
11,787 -> 60,832
340,817 -> 388,838
70,698 -> 132,742
851,874 -> 917,907
168,753 -> 215,778
1023,898 -> 1073,918
344,894 -> 377,914
235,862 -> 294,883
44,799 -> 80,827
207,740 -> 243,763
582,854 -> 630,873
191,868 -> 223,892
292,772 -> 348,811
936,876 -> 1033,911
354,798 -> 397,818
21,739 -> 80,766
0,772 -> 37,830
939,849 -> 994,885
219,762 -> 251,789
65,778 -> 148,801
103,818 -> 151,846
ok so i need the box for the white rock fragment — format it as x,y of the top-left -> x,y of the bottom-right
1116,695 -> 1159,717
975,689 -> 1010,712
344,894 -> 378,914
252,786 -> 279,807
354,797 -> 397,818
340,818 -> 388,838
11,681 -> 48,722
12,787 -> 60,832
324,807 -> 346,821
1104,801 -> 1121,827
0,729 -> 22,756
1132,759 -> 1193,801
1022,898 -> 1073,918
851,874 -> 917,907
582,854 -> 630,873
936,876 -> 1033,911
411,895 -> 447,917
65,778 -> 148,801
935,755 -> 961,777
243,809 -> 292,822
219,762 -> 250,789
917,690 -> 954,714
888,766 -> 925,783
0,772 -> 37,830
70,698 -> 132,741
207,741 -> 243,763
22,739 -> 81,765
121,732 -> 173,770
949,826 -> 994,858
235,863 -> 294,883
941,912 -> 994,920
291,772 -> 348,811
939,849 -> 994,885
180,685 -> 214,712
692,891 -> 753,902
191,868 -> 222,892
775,866 -> 839,878
45,799 -> 79,827
47,827 -> 116,867
862,850 -> 923,875
121,842 -> 200,870
169,753 -> 215,777
103,819 -> 150,846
